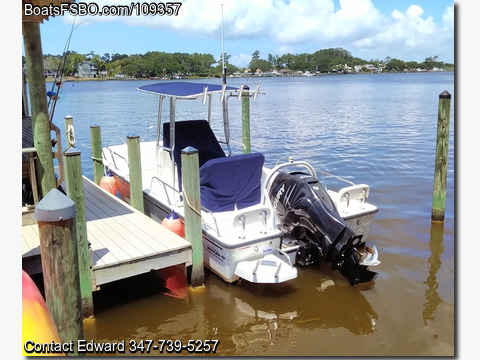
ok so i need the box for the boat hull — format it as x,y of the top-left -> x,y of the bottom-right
100,81 -> 380,286
344,212 -> 376,241
112,173 -> 296,283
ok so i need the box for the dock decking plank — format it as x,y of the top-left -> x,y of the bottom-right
22,176 -> 192,289
84,193 -> 166,256
83,180 -> 174,260
22,224 -> 40,257
83,177 -> 188,253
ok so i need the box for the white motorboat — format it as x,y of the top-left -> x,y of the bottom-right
101,82 -> 380,285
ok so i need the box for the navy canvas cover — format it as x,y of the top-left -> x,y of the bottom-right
163,120 -> 226,189
199,153 -> 265,212
163,120 -> 226,167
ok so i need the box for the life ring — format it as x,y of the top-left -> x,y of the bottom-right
66,123 -> 76,147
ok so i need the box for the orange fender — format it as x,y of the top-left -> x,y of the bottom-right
100,174 -> 118,195
162,211 -> 185,237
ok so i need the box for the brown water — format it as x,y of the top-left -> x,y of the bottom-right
82,220 -> 453,357
44,73 -> 455,357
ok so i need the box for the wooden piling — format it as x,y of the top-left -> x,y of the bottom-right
64,147 -> 94,318
127,134 -> 144,213
431,90 -> 451,223
23,21 -> 56,197
90,125 -> 104,185
34,189 -> 84,354
64,115 -> 75,150
242,85 -> 251,154
181,147 -> 204,287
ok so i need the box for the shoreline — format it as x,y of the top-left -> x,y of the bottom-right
43,69 -> 454,83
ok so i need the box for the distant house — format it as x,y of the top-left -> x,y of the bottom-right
354,64 -> 379,73
279,69 -> 294,76
76,61 -> 98,78
44,69 -> 56,78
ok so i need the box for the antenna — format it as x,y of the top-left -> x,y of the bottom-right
221,3 -> 226,84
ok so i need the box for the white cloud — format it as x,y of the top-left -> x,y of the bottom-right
355,3 -> 453,62
64,0 -> 454,63
441,5 -> 454,39
229,53 -> 252,68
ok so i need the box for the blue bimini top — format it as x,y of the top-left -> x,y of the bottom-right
138,82 -> 238,98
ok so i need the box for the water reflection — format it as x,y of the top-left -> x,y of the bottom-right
423,223 -> 445,324
234,270 -> 378,335
85,265 -> 378,356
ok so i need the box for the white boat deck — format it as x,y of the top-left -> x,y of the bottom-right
22,176 -> 192,289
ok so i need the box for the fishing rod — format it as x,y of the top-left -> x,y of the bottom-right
220,3 -> 231,155
47,16 -> 85,122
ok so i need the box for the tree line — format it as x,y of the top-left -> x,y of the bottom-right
39,51 -> 219,78
249,48 -> 453,73
30,47 -> 453,79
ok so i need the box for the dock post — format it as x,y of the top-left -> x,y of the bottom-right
242,85 -> 251,154
64,147 -> 94,318
181,147 -> 204,287
64,115 -> 75,150
127,134 -> 144,213
431,90 -> 451,223
23,21 -> 57,197
34,189 -> 84,354
90,125 -> 104,185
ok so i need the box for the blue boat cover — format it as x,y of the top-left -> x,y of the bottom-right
163,119 -> 226,168
163,120 -> 226,192
162,119 -> 264,212
200,152 -> 265,212
138,82 -> 238,97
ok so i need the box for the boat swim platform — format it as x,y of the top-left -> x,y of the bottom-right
22,176 -> 192,290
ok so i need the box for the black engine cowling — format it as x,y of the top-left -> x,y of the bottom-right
269,171 -> 378,285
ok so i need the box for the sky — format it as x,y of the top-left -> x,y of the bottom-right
29,0 -> 455,67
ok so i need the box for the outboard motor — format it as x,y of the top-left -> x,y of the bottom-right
269,171 -> 378,285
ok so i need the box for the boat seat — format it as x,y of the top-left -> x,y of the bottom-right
163,120 -> 226,189
200,153 -> 265,212
163,119 -> 226,167
335,184 -> 370,210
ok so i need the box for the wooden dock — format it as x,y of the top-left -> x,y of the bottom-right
22,176 -> 192,290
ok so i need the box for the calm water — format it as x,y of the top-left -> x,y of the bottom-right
49,72 -> 455,357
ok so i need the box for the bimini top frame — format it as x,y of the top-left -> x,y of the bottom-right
137,81 -> 263,189
137,81 -> 263,153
